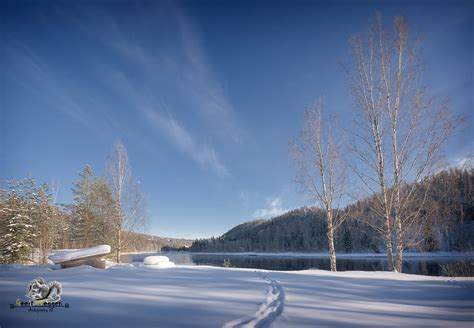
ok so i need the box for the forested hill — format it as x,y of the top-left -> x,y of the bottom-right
191,168 -> 473,253
191,207 -> 383,253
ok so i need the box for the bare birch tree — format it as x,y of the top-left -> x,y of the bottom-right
346,18 -> 396,270
347,13 -> 458,272
106,141 -> 148,262
291,100 -> 349,271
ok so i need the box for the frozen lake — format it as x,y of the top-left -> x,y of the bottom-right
121,251 -> 471,276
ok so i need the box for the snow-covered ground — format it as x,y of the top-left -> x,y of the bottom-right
0,264 -> 472,327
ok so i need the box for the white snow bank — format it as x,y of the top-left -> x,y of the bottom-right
143,255 -> 170,265
146,261 -> 176,269
48,245 -> 111,263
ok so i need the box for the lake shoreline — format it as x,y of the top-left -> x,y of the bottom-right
184,251 -> 473,258
120,251 -> 473,276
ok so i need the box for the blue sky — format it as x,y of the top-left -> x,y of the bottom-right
1,0 -> 472,239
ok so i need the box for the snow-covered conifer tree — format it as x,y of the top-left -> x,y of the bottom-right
0,182 -> 35,263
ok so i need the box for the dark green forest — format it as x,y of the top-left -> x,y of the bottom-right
191,169 -> 473,253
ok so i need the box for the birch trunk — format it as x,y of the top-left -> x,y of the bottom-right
395,217 -> 404,272
327,212 -> 337,272
116,227 -> 122,263
107,141 -> 148,264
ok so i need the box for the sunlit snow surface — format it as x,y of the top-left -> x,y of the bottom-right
0,264 -> 472,327
48,245 -> 111,263
143,255 -> 176,268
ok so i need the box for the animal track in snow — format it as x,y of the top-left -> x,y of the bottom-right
223,271 -> 284,328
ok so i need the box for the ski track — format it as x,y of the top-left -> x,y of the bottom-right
223,271 -> 284,328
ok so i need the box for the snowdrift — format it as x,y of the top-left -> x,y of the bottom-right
144,255 -> 176,268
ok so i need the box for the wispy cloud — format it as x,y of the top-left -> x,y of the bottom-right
95,60 -> 230,177
173,4 -> 243,143
252,197 -> 288,220
71,2 -> 239,176
5,2 -> 239,177
144,109 -> 229,177
4,42 -> 98,133
71,1 -> 243,144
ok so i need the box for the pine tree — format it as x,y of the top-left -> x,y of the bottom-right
90,176 -> 117,247
71,165 -> 96,247
0,180 -> 36,263
30,183 -> 57,264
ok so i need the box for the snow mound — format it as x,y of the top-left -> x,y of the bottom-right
143,256 -> 170,265
49,245 -> 111,263
146,261 -> 176,269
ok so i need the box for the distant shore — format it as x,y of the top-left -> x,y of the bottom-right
184,251 -> 474,258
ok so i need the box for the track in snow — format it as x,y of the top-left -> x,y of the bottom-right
223,271 -> 284,328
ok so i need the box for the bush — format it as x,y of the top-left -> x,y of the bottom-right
440,260 -> 474,277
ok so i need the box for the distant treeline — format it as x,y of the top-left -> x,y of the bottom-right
191,169 -> 473,253
121,232 -> 192,253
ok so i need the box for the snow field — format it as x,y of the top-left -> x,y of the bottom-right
0,264 -> 472,327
